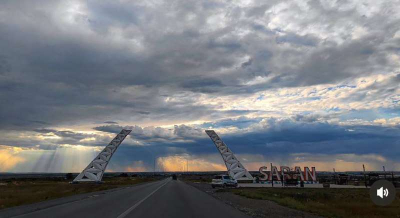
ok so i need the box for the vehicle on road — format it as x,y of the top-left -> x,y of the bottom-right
211,175 -> 238,188
172,174 -> 177,180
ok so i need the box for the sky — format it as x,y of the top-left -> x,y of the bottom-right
0,0 -> 399,173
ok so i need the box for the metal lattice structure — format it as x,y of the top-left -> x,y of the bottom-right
205,130 -> 254,181
73,129 -> 132,183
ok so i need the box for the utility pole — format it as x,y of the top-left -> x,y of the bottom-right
154,158 -> 156,176
333,168 -> 336,184
363,164 -> 367,188
383,166 -> 386,179
270,163 -> 274,187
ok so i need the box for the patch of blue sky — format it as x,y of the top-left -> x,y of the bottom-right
326,107 -> 341,112
376,108 -> 400,119
339,109 -> 395,121
308,89 -> 317,95
326,84 -> 357,91
306,96 -> 321,101
199,117 -> 263,129
338,84 -> 356,89
392,96 -> 400,104
252,24 -> 275,35
256,94 -> 264,100
298,111 -> 313,115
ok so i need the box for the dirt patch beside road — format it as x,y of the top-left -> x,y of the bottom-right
186,181 -> 322,218
0,177 -> 156,210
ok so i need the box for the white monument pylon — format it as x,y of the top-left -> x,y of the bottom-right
205,130 -> 254,181
73,129 -> 132,183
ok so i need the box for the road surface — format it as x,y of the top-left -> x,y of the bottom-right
0,178 -> 250,218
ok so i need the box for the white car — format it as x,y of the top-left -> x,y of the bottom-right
211,175 -> 238,188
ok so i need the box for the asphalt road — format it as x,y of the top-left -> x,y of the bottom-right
1,178 -> 250,218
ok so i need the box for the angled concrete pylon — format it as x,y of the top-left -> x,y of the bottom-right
205,130 -> 253,181
73,129 -> 132,183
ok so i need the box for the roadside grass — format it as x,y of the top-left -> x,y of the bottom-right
0,177 -> 155,210
222,187 -> 400,218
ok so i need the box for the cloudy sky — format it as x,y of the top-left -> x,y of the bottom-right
1,0 -> 399,173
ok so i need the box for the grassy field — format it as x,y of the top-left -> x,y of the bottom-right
223,187 -> 400,218
0,177 -> 155,210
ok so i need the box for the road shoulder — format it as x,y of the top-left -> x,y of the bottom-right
186,182 -> 322,218
0,180 -> 158,218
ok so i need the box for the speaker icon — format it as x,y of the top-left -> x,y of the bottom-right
370,180 -> 396,206
377,187 -> 389,199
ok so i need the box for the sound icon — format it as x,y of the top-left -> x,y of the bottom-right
377,187 -> 389,199
370,180 -> 396,206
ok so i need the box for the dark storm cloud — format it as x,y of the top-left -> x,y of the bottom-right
33,129 -> 89,141
108,117 -> 400,167
173,124 -> 202,138
93,125 -> 126,134
2,115 -> 399,171
90,116 -> 400,161
276,33 -> 319,47
181,78 -> 225,93
0,128 -> 117,151
1,0 -> 399,130
94,124 -> 203,143
104,121 -> 118,124
293,39 -> 382,86
0,0 -> 399,172
201,118 -> 400,161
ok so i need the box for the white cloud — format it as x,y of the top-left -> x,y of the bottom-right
1,0 -> 399,172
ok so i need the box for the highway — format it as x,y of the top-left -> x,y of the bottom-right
0,178 -> 250,218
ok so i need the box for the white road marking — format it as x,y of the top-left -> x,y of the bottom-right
116,178 -> 171,218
